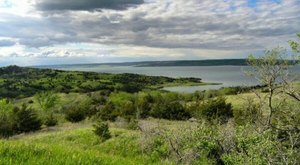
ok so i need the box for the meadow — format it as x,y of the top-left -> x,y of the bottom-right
0,46 -> 300,164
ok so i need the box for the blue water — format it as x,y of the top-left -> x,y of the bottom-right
45,65 -> 300,93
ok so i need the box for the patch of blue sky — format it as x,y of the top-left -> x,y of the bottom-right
248,0 -> 282,8
0,0 -> 13,8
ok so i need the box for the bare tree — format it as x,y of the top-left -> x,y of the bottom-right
247,47 -> 293,126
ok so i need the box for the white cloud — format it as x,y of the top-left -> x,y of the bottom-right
0,0 -> 299,65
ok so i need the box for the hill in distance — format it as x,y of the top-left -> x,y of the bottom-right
36,59 -> 248,68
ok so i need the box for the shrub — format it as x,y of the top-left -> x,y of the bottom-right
0,115 -> 14,138
137,93 -> 153,118
198,96 -> 233,122
150,101 -> 190,120
90,92 -> 107,105
13,104 -> 42,133
127,118 -> 139,130
93,120 -> 111,141
44,113 -> 58,127
0,99 -> 14,138
64,105 -> 86,123
120,101 -> 136,120
233,98 -> 261,125
64,100 -> 93,123
96,102 -> 117,121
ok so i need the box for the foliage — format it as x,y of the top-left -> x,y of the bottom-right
35,91 -> 60,111
246,45 -> 300,127
197,96 -> 233,122
136,93 -> 153,118
233,98 -> 262,125
0,66 -> 203,99
96,102 -> 118,121
93,120 -> 111,141
64,102 -> 87,123
0,115 -> 14,138
289,33 -> 300,53
0,99 -> 14,137
12,104 -> 42,133
150,101 -> 190,120
44,113 -> 58,127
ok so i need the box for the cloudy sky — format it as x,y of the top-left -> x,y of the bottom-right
0,0 -> 299,66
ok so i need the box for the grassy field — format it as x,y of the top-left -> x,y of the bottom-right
0,118 -> 202,165
1,80 -> 299,165
0,121 -> 175,165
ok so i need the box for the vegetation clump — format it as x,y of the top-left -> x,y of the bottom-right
64,103 -> 87,123
93,120 -> 111,141
197,96 -> 233,122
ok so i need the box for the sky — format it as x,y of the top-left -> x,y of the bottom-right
0,0 -> 299,66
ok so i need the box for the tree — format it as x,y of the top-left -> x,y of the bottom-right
35,91 -> 60,112
13,104 -> 42,133
246,35 -> 300,128
35,91 -> 60,126
289,33 -> 300,53
286,33 -> 300,101
0,99 -> 14,138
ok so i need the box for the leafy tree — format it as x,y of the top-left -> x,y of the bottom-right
247,46 -> 299,127
35,91 -> 60,111
35,91 -> 60,126
13,104 -> 42,133
289,33 -> 300,53
0,99 -> 14,138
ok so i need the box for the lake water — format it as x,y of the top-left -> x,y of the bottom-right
45,65 -> 300,93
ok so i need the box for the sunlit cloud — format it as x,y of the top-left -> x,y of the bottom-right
0,0 -> 299,65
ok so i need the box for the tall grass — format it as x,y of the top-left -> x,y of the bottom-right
0,126 -> 172,165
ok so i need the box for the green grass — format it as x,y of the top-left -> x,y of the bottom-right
0,122 -> 173,165
150,82 -> 222,89
3,81 -> 299,165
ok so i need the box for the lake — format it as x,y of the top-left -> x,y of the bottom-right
44,65 -> 300,93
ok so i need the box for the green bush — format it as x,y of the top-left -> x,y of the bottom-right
64,104 -> 86,123
198,96 -> 233,122
120,101 -> 136,120
13,104 -> 42,133
127,118 -> 139,130
233,100 -> 261,125
0,115 -> 14,138
0,99 -> 14,138
150,101 -> 190,120
93,120 -> 111,141
44,113 -> 58,127
136,93 -> 154,118
96,102 -> 117,121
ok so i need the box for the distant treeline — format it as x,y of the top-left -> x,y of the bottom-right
36,59 -> 248,68
0,65 -> 202,99
36,59 -> 300,68
134,59 -> 248,67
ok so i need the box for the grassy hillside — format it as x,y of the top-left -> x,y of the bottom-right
0,65 -> 205,99
0,64 -> 299,164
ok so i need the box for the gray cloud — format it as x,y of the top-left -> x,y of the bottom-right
0,39 -> 16,47
33,0 -> 299,50
1,0 -> 300,61
36,0 -> 144,11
